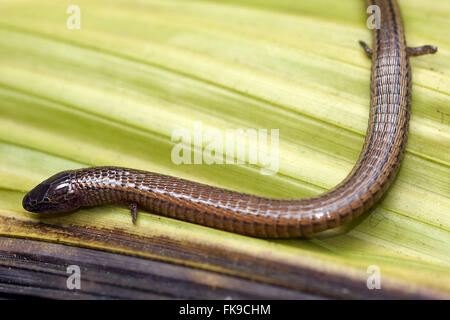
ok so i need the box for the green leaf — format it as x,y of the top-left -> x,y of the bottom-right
0,0 -> 449,296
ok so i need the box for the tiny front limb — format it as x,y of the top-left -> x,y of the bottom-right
359,40 -> 372,57
407,45 -> 438,56
129,202 -> 138,224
